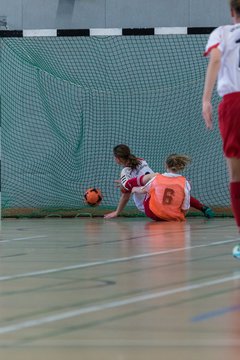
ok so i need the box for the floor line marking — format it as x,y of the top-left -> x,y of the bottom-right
0,237 -> 238,282
0,235 -> 47,244
0,272 -> 240,335
1,339 -> 238,347
191,304 -> 240,322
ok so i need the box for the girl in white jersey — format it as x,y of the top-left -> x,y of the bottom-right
202,0 -> 240,233
104,144 -> 214,219
104,144 -> 153,219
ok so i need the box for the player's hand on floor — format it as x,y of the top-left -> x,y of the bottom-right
104,211 -> 119,219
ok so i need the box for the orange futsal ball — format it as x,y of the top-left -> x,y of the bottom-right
84,188 -> 102,207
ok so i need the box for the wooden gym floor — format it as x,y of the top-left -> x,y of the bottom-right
0,217 -> 240,360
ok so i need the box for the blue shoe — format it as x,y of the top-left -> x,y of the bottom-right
232,244 -> 240,259
202,206 -> 215,219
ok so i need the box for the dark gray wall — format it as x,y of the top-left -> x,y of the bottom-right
0,0 -> 232,30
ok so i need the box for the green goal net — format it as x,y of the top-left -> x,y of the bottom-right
1,35 -> 230,218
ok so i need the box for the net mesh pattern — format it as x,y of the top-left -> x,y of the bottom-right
1,35 -> 229,217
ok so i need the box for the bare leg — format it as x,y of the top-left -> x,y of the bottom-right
227,158 -> 240,182
227,158 -> 240,233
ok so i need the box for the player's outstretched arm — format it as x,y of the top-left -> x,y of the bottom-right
202,48 -> 221,130
104,192 -> 131,219
141,173 -> 157,185
131,174 -> 157,194
131,186 -> 147,194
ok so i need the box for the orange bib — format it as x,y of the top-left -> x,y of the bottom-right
149,174 -> 186,221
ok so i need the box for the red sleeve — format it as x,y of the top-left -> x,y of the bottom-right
204,42 -> 220,57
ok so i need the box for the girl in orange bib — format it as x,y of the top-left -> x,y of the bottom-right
126,154 -> 191,221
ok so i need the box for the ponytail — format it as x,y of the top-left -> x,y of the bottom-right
113,144 -> 141,170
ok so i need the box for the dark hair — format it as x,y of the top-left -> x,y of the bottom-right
165,154 -> 191,172
113,144 -> 141,170
229,0 -> 240,16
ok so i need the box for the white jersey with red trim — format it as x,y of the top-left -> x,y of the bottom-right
204,24 -> 240,97
120,159 -> 154,212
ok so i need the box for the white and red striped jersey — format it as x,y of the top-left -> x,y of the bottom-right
120,159 -> 154,212
204,24 -> 240,97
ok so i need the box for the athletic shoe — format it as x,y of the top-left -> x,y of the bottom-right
202,206 -> 215,219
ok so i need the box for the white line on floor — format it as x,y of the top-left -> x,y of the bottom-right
0,237 -> 238,282
0,339 -> 240,347
0,272 -> 240,335
0,235 -> 47,244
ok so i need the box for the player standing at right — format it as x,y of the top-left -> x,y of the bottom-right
202,0 -> 240,233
